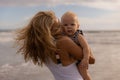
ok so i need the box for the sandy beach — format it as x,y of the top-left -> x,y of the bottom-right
0,31 -> 120,80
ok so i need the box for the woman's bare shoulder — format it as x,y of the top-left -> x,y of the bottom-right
56,35 -> 77,50
57,36 -> 73,45
58,36 -> 72,42
56,35 -> 83,60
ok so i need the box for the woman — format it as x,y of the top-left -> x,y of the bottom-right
15,11 -> 83,80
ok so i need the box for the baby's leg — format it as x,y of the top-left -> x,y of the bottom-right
77,65 -> 91,80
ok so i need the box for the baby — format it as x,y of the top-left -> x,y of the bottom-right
61,11 -> 95,80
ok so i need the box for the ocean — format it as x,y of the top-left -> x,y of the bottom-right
0,30 -> 120,80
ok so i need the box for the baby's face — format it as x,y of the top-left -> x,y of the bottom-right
61,16 -> 79,36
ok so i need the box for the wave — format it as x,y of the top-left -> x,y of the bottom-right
0,62 -> 53,80
0,62 -> 49,73
0,31 -> 120,44
84,31 -> 120,44
0,32 -> 14,42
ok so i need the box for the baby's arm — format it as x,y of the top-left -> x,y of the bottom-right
77,34 -> 90,68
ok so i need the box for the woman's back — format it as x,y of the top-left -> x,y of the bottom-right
46,58 -> 83,80
46,36 -> 83,80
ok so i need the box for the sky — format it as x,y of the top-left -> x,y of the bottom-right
0,0 -> 120,31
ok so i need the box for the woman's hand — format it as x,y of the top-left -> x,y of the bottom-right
79,58 -> 89,69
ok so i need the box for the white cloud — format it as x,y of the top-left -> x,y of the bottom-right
80,11 -> 120,30
80,0 -> 120,11
0,0 -> 120,10
0,0 -> 56,7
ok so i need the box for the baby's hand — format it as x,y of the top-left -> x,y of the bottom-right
79,58 -> 89,69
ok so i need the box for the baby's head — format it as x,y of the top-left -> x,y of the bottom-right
61,11 -> 80,36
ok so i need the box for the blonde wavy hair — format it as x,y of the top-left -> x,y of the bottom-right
15,11 -> 60,66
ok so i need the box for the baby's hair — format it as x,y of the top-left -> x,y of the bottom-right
61,11 -> 79,24
15,11 -> 58,66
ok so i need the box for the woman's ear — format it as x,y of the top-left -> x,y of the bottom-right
61,26 -> 64,32
77,24 -> 80,29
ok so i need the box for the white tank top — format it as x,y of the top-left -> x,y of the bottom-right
45,59 -> 83,80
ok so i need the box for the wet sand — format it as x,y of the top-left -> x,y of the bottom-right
89,44 -> 120,80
